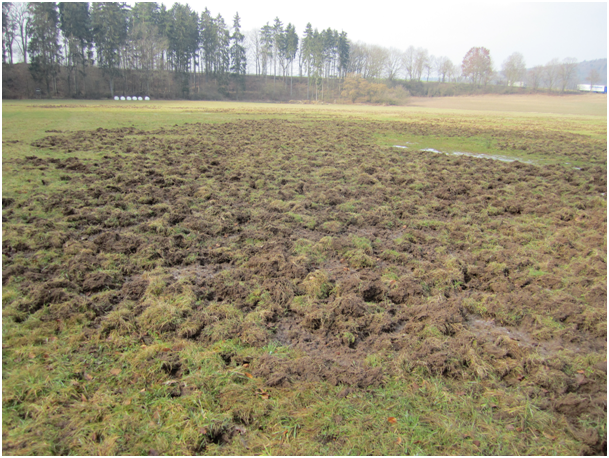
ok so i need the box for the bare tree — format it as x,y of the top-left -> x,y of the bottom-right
424,55 -> 435,82
365,44 -> 387,79
346,41 -> 366,75
435,56 -> 453,82
346,43 -> 386,79
543,58 -> 560,90
384,47 -> 402,80
527,65 -> 544,90
414,47 -> 428,81
502,52 -> 526,86
557,57 -> 578,92
245,28 -> 261,75
451,64 -> 462,83
401,45 -> 416,80
588,68 -> 600,87
9,2 -> 30,63
4,2 -> 16,64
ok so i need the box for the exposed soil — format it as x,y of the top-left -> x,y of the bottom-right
3,118 -> 607,453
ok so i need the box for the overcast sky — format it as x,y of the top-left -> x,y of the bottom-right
176,1 -> 607,69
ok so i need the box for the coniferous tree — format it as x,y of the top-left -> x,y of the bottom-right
91,2 -> 128,97
199,8 -> 216,77
58,2 -> 92,97
284,23 -> 298,95
29,2 -> 62,96
128,3 -> 167,94
230,12 -> 246,94
271,17 -> 283,84
166,3 -> 198,74
301,23 -> 314,98
214,14 -> 230,91
337,31 -> 349,79
130,2 -> 160,27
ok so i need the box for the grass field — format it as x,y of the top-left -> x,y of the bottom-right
2,96 -> 607,455
408,93 -> 608,116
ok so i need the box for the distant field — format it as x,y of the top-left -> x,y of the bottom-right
408,93 -> 607,116
2,100 -> 607,455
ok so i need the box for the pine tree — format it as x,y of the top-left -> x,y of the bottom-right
284,23 -> 298,95
28,2 -> 62,96
58,2 -> 92,97
272,17 -> 283,84
260,23 -> 273,78
214,14 -> 230,92
301,23 -> 314,99
230,12 -> 246,95
337,31 -> 349,79
199,8 -> 216,77
91,2 -> 128,97
127,3 -> 167,94
130,2 -> 160,26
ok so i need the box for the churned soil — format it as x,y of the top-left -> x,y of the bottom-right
3,118 -> 607,453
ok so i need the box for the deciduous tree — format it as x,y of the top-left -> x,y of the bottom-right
502,52 -> 525,86
414,47 -> 428,81
558,57 -> 577,92
384,47 -> 402,81
402,45 -> 416,81
461,46 -> 493,86
2,2 -> 12,64
588,68 -> 600,87
543,58 -> 559,91
3,2 -> 17,64
12,2 -> 31,64
435,56 -> 453,83
527,65 -> 544,90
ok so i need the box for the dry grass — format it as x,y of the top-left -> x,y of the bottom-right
408,93 -> 607,116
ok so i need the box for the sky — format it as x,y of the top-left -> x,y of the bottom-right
171,1 -> 607,69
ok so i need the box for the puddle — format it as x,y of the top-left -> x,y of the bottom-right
465,317 -> 606,359
395,145 -> 534,164
468,318 -> 545,353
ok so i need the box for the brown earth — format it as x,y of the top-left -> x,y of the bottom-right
3,118 -> 607,453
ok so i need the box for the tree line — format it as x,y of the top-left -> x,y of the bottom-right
2,2 -> 249,98
1,2 -> 596,100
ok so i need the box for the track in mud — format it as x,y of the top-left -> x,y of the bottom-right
3,118 -> 607,452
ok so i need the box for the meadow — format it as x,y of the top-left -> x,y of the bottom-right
2,95 -> 607,455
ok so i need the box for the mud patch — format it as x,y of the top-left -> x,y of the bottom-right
3,118 -> 606,445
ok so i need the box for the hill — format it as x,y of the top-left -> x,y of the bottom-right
576,59 -> 607,85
